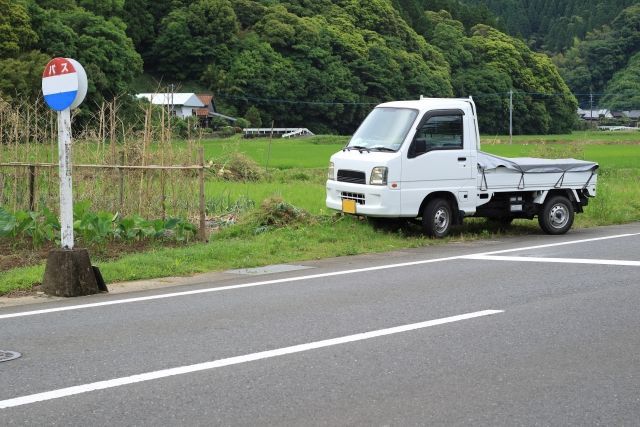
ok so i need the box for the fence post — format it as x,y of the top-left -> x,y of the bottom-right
118,151 -> 125,212
198,146 -> 206,241
28,165 -> 36,211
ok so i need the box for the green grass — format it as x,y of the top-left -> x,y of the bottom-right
484,130 -> 640,144
202,135 -> 347,169
482,140 -> 640,169
205,179 -> 328,215
2,131 -> 639,296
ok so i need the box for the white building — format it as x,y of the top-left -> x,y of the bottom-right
577,108 -> 613,121
136,93 -> 205,119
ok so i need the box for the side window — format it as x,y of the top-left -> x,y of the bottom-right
411,114 -> 463,157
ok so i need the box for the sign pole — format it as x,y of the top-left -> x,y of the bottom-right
58,108 -> 74,249
41,57 -> 106,296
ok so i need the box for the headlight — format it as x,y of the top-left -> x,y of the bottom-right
327,162 -> 335,180
370,166 -> 388,185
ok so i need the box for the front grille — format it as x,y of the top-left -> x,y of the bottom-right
337,169 -> 366,185
341,192 -> 365,205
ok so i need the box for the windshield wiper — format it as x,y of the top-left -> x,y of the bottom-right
344,145 -> 371,152
370,146 -> 396,152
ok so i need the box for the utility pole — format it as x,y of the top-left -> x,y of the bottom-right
509,90 -> 513,144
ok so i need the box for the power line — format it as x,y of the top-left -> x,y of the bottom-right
214,91 -> 637,107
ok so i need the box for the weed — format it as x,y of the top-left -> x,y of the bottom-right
246,197 -> 314,230
209,152 -> 264,181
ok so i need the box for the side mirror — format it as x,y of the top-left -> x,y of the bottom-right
409,138 -> 427,158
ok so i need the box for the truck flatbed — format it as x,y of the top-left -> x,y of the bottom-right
477,151 -> 598,192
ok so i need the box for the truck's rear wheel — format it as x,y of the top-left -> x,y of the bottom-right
538,195 -> 574,235
422,198 -> 452,238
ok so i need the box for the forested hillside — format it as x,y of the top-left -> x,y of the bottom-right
1,0 -> 579,134
465,0 -> 638,52
462,0 -> 640,109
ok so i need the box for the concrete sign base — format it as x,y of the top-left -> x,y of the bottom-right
42,249 -> 104,297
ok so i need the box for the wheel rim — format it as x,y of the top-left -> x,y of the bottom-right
433,207 -> 449,234
549,203 -> 569,229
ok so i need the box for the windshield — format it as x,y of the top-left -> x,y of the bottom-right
348,107 -> 418,151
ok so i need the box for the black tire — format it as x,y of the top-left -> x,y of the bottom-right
422,198 -> 452,238
538,195 -> 574,235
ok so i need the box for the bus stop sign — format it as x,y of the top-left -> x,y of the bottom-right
42,57 -> 87,111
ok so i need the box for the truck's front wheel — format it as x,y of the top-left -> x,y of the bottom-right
422,198 -> 452,238
538,195 -> 574,235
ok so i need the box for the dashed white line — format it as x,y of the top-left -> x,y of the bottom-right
0,309 -> 504,409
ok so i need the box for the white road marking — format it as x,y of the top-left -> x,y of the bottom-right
1,231 -> 638,320
0,309 -> 503,409
0,255 -> 465,320
475,232 -> 640,256
463,254 -> 640,267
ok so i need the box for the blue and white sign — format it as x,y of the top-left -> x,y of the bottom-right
42,57 -> 87,111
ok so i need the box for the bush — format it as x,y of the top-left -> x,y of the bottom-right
235,117 -> 250,129
209,152 -> 264,181
248,197 -> 313,231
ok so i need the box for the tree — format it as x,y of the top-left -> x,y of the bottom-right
244,106 -> 262,128
455,25 -> 577,134
150,0 -> 238,80
0,0 -> 37,58
601,52 -> 640,110
28,2 -> 143,103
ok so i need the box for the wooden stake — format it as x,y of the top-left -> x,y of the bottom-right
198,146 -> 206,241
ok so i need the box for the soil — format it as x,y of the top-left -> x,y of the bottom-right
0,238 -> 184,273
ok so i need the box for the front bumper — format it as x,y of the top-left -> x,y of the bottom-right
325,180 -> 402,217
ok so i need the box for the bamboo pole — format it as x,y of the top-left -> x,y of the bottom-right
28,165 -> 36,211
198,146 -> 206,241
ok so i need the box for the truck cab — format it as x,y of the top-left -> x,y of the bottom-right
326,98 -> 480,217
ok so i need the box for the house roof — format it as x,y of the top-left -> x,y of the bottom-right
136,93 -> 205,107
196,94 -> 213,105
577,108 -> 612,118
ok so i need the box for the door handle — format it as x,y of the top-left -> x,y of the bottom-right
457,157 -> 467,161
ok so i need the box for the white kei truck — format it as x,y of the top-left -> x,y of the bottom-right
326,97 -> 598,237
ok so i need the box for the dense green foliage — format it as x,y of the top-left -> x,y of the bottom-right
463,1 -> 640,110
465,0 -> 638,52
0,203 -> 197,246
553,4 -> 640,107
0,0 -> 583,134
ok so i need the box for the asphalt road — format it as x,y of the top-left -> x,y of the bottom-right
1,223 -> 640,426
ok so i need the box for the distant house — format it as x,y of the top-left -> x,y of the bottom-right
136,93 -> 204,119
136,92 -> 236,126
577,108 -> 613,121
623,110 -> 640,126
195,94 -> 237,127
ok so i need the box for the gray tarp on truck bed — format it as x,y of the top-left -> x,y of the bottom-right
477,151 -> 599,173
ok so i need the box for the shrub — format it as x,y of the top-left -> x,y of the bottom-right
248,197 -> 313,231
209,152 -> 264,181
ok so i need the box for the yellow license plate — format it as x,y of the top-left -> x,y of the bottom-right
342,199 -> 357,214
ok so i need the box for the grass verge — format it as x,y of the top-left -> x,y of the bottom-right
2,133 -> 639,295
